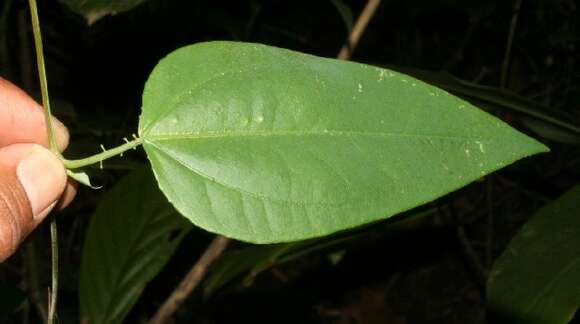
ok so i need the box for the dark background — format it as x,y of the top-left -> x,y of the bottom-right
0,0 -> 579,323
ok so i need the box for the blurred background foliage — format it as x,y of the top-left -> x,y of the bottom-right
0,0 -> 579,323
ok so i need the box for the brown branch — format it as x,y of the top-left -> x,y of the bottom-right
500,0 -> 523,89
337,0 -> 382,60
148,236 -> 230,324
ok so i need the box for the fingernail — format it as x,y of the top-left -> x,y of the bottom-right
16,146 -> 66,220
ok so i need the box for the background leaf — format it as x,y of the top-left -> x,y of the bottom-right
522,118 -> 580,145
79,167 -> 190,324
58,0 -> 150,25
330,0 -> 354,33
488,185 -> 580,324
139,41 -> 547,243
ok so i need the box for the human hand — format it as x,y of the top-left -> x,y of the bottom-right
0,77 -> 75,262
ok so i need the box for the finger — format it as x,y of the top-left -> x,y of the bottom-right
0,77 -> 69,152
0,144 -> 66,262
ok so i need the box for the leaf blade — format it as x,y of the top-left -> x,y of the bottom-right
79,168 -> 190,324
488,185 -> 580,324
139,41 -> 548,243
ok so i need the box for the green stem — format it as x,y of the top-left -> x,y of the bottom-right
27,1 -> 59,323
28,0 -> 57,153
63,137 -> 144,169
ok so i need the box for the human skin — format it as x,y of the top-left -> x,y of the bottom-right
0,77 -> 75,262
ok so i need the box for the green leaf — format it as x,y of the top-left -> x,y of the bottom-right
58,0 -> 149,25
522,118 -> 580,145
139,41 -> 548,243
488,185 -> 580,324
79,168 -> 190,324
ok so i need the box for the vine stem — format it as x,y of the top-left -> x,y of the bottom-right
28,0 -> 57,153
63,137 -> 143,169
27,0 -> 59,322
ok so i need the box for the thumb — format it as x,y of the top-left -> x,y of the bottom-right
0,144 -> 66,262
